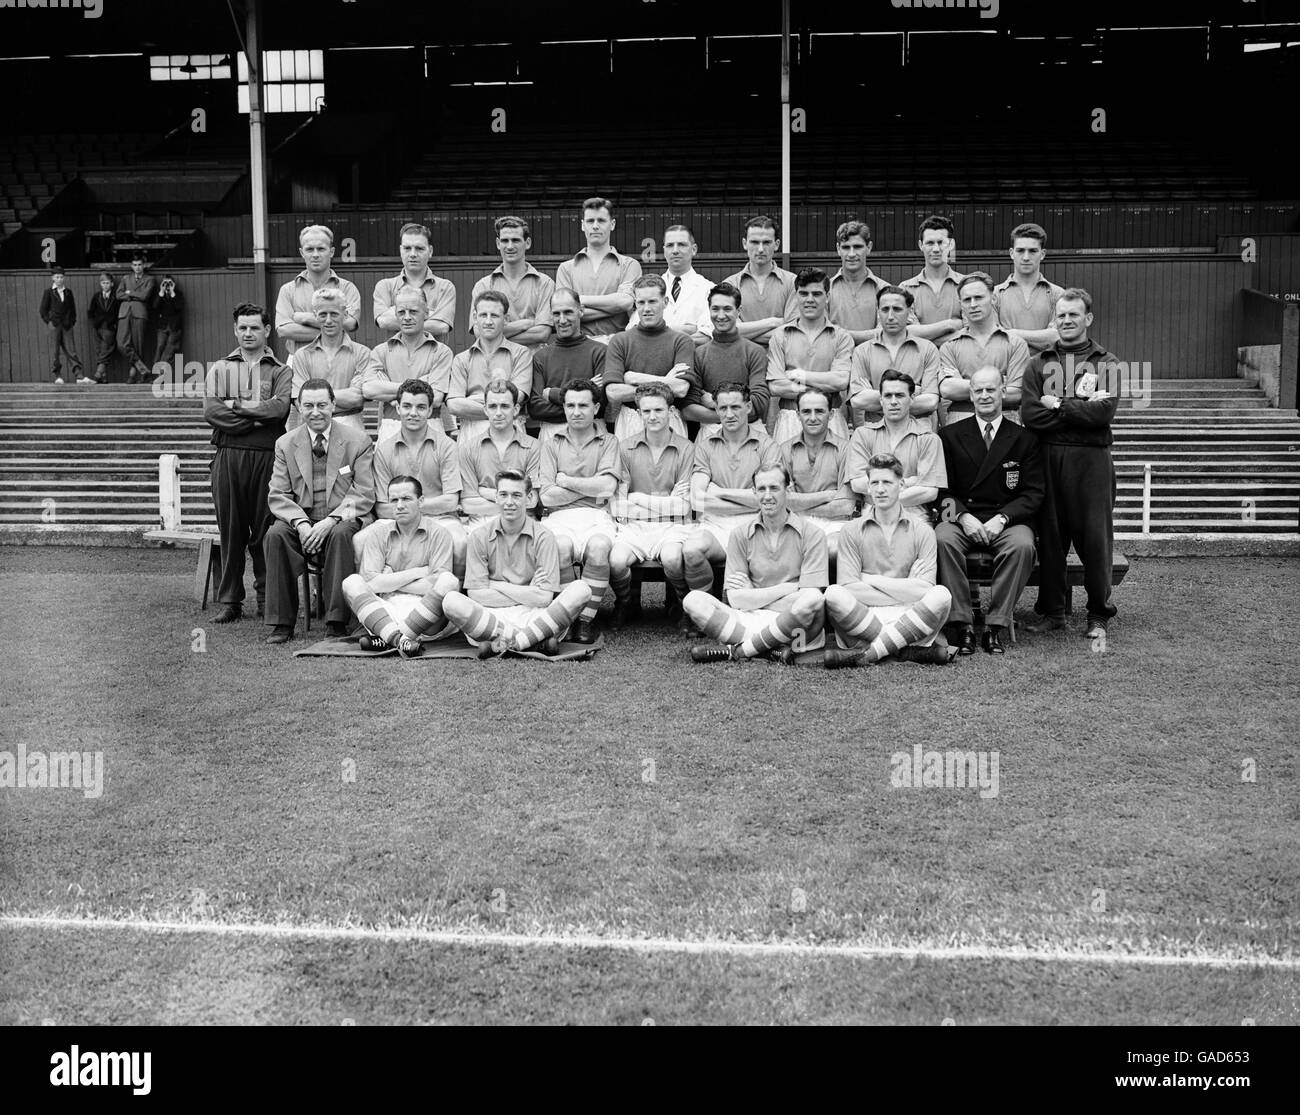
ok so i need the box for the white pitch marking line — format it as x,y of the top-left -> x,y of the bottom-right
2,915 -> 1297,970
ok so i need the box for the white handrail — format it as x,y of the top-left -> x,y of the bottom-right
158,453 -> 181,531
1141,462 -> 1152,535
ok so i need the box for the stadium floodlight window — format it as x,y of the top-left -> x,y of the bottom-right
236,50 -> 326,114
149,52 -> 230,81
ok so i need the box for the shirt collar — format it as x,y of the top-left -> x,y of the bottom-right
954,324 -> 1011,342
738,262 -> 791,282
831,268 -> 889,289
491,514 -> 538,539
295,268 -> 340,285
304,332 -> 355,353
387,517 -> 430,541
979,415 -> 1004,439
574,246 -> 624,264
861,504 -> 914,529
788,431 -> 844,451
907,268 -> 962,287
745,510 -> 802,538
489,262 -> 542,279
866,416 -> 931,437
557,425 -> 603,449
995,273 -> 1054,292
225,347 -> 280,366
476,425 -> 525,448
395,268 -> 434,286
781,317 -> 834,337
385,331 -> 439,348
707,427 -> 762,449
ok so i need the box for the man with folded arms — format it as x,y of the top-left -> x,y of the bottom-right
447,290 -> 533,442
824,453 -> 955,669
847,285 -> 941,428
779,388 -> 854,558
343,475 -> 460,657
287,287 -> 371,433
529,288 -> 607,439
459,379 -> 541,529
767,267 -> 853,442
442,470 -> 592,657
604,275 -> 693,440
684,463 -> 827,664
357,286 -> 454,441
681,282 -> 769,434
847,370 -> 946,511
938,271 -> 1029,426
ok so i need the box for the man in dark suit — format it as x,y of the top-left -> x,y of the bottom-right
116,253 -> 155,382
936,365 -> 1044,655
263,378 -> 376,644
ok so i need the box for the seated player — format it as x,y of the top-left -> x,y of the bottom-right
847,370 -> 947,510
458,379 -> 541,529
372,378 -> 467,580
441,470 -> 592,657
607,384 -> 695,626
604,275 -> 693,439
779,388 -> 854,558
684,463 -> 828,664
357,286 -> 454,441
342,475 -> 461,657
539,379 -> 621,642
681,282 -> 770,436
263,378 -> 376,644
767,267 -> 853,442
674,382 -> 782,632
823,453 -> 955,669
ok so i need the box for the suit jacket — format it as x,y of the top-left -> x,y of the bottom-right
39,287 -> 76,328
938,415 -> 1044,527
267,421 -> 376,528
115,274 -> 155,320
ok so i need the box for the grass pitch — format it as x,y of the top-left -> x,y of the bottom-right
0,546 -> 1297,1024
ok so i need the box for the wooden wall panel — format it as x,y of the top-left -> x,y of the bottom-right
0,253 -> 1256,383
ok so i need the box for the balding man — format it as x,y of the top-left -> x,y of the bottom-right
529,288 -> 607,439
287,287 -> 371,433
935,366 -> 1044,656
356,286 -> 454,441
274,223 -> 361,356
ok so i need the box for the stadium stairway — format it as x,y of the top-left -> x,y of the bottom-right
0,380 -> 1295,554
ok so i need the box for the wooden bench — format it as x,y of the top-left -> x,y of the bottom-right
966,552 -> 1130,638
143,529 -> 222,608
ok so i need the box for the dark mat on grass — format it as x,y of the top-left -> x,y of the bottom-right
294,632 -> 604,661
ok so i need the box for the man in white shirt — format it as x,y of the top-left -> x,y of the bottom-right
630,225 -> 713,343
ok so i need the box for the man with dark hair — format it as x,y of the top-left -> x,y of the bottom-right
1021,287 -> 1119,639
343,475 -> 461,657
151,274 -> 184,370
683,282 -> 770,431
767,266 -> 854,442
675,382 -> 782,620
605,274 -> 694,439
203,302 -> 293,624
529,288 -> 607,437
373,377 -> 466,579
116,253 -> 155,382
848,285 -> 941,428
442,470 -> 592,657
684,462 -> 828,664
554,196 -> 641,338
828,219 -> 892,343
540,378 -> 621,642
275,223 -> 361,355
372,222 -> 456,340
935,366 -> 1044,656
848,370 -> 946,509
39,265 -> 82,384
459,379 -> 541,528
608,383 -> 696,625
779,388 -> 854,558
469,215 -> 555,350
722,215 -> 798,346
994,222 -> 1064,351
88,271 -> 118,383
824,453 -> 955,669
447,289 -> 533,441
631,224 -> 712,342
938,271 -> 1030,425
263,377 -> 376,644
900,215 -> 965,344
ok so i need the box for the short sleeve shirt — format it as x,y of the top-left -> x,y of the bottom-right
847,419 -> 947,491
448,338 -> 533,407
780,432 -> 853,518
692,428 -> 782,522
938,326 -> 1030,420
900,269 -> 966,325
725,512 -> 829,593
372,269 -> 457,332
359,516 -> 454,582
470,264 -> 556,348
721,264 -> 798,339
768,320 -> 855,408
275,270 -> 363,354
465,516 -> 559,592
994,274 -> 1066,332
540,428 -> 621,509
374,430 -> 461,507
357,334 -> 455,422
619,432 -> 695,498
827,269 -> 892,333
836,506 -> 937,586
554,248 -> 642,336
459,428 -> 541,496
288,334 -> 372,419
849,335 -> 942,411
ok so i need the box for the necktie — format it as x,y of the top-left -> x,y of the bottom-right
671,276 -> 682,303
983,423 -> 994,453
313,433 -> 326,459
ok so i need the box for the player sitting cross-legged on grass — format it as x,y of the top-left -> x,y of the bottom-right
684,463 -> 828,664
441,470 -> 592,658
341,475 -> 461,658
823,453 -> 955,669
